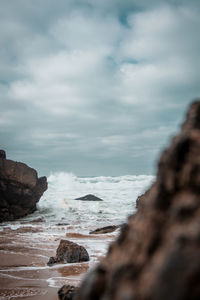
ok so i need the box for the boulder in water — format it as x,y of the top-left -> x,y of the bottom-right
89,225 -> 119,235
0,151 -> 47,222
47,239 -> 89,266
74,194 -> 103,201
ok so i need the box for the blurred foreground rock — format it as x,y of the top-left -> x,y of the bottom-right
74,100 -> 200,300
47,239 -> 89,265
0,151 -> 47,222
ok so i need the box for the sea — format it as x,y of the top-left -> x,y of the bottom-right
0,173 -> 154,300
35,172 -> 154,229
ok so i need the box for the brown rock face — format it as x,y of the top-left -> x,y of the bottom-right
47,240 -> 89,265
75,100 -> 200,300
0,152 -> 47,222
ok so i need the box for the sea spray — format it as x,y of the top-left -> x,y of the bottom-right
37,173 -> 154,229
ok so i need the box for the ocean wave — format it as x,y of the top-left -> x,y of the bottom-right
35,172 -> 154,226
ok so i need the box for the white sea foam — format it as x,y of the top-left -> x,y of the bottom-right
47,275 -> 84,288
35,173 -> 154,229
0,261 -> 89,272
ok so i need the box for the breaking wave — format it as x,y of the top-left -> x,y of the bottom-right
36,173 -> 154,229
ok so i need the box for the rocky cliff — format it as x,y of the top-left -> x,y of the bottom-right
0,151 -> 47,222
75,100 -> 200,300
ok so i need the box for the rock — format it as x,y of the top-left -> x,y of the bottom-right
0,151 -> 47,222
75,194 -> 103,201
58,285 -> 78,300
47,256 -> 57,266
20,217 -> 45,224
31,217 -> 45,223
47,239 -> 89,266
0,150 -> 6,159
89,225 -> 119,235
135,183 -> 156,209
75,100 -> 200,300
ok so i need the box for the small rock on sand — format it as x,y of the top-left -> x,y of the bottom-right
47,239 -> 89,266
58,285 -> 78,300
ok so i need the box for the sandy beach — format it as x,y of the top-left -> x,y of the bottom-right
0,220 -> 115,300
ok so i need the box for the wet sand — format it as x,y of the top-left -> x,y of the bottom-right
0,221 -> 115,300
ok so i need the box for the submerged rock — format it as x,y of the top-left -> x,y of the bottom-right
58,285 -> 78,300
47,239 -> 89,266
89,225 -> 119,235
74,100 -> 200,300
0,151 -> 47,222
74,194 -> 103,201
56,222 -> 70,226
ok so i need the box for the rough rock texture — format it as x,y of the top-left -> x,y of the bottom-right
89,225 -> 119,235
0,151 -> 47,222
47,239 -> 89,265
75,194 -> 103,201
58,285 -> 78,300
74,101 -> 200,300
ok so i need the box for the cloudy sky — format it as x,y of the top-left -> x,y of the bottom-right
0,0 -> 200,176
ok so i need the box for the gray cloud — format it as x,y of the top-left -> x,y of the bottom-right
0,0 -> 200,176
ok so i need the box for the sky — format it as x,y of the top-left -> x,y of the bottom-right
0,0 -> 200,177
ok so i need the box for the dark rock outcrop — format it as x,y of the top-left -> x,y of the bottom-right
0,150 -> 6,159
75,194 -> 103,201
58,285 -> 78,300
89,225 -> 119,235
74,100 -> 200,300
0,151 -> 47,222
47,239 -> 89,266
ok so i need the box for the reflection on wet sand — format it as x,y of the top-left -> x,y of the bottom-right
0,222 -> 115,300
66,232 -> 115,239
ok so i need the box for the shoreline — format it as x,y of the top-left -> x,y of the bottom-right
0,219 -> 116,300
